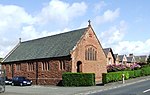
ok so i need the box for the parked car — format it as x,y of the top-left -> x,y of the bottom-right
12,76 -> 32,86
5,77 -> 12,85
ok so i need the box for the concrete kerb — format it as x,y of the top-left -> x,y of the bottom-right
76,76 -> 150,95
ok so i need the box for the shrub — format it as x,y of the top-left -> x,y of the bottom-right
62,72 -> 95,86
107,64 -> 130,72
141,64 -> 150,68
130,64 -> 141,70
134,70 -> 142,77
102,70 -> 144,84
102,71 -> 129,84
141,67 -> 150,76
128,71 -> 135,78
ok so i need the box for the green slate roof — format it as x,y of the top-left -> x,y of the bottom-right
3,27 -> 87,63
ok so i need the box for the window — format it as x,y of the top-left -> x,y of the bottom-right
16,63 -> 21,71
85,46 -> 97,61
27,62 -> 34,71
108,58 -> 112,64
9,64 -> 12,72
59,60 -> 65,70
42,61 -> 50,71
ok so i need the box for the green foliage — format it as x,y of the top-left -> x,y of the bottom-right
102,71 -> 129,84
141,64 -> 150,68
62,72 -> 95,86
128,71 -> 135,78
141,67 -> 150,76
102,70 -> 144,84
134,70 -> 142,77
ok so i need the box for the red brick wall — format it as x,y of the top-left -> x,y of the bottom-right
3,58 -> 72,85
71,26 -> 107,82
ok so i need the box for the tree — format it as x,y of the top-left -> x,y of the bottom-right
147,54 -> 150,64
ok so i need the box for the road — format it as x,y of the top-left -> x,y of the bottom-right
90,80 -> 150,95
1,76 -> 150,95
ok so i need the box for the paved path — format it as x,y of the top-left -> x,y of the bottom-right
0,76 -> 150,95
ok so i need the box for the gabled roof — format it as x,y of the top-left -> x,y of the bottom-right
103,48 -> 110,56
118,55 -> 125,62
103,48 -> 114,56
3,27 -> 87,63
103,48 -> 115,60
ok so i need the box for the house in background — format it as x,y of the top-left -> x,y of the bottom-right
118,55 -> 127,64
2,22 -> 107,85
135,55 -> 148,64
126,54 -> 136,66
103,48 -> 115,65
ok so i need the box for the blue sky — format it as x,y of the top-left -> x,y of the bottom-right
0,0 -> 150,57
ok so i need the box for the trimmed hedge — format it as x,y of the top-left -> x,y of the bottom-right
134,70 -> 142,77
141,67 -> 150,76
128,71 -> 134,78
62,72 -> 95,86
102,71 -> 129,84
102,70 -> 143,84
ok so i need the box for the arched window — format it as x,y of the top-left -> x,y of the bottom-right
42,61 -> 50,71
85,46 -> 97,61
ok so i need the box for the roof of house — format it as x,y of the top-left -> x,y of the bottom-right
3,27 -> 87,63
135,55 -> 147,63
103,48 -> 110,56
103,48 -> 115,60
127,56 -> 133,63
118,55 -> 124,62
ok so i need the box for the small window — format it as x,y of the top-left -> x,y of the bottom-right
27,62 -> 34,71
9,64 -> 12,72
108,58 -> 112,64
59,60 -> 65,70
42,61 -> 50,71
16,63 -> 21,71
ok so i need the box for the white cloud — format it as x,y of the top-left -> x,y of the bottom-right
94,1 -> 106,13
0,0 -> 87,57
100,20 -> 127,45
100,20 -> 150,55
0,5 -> 34,31
0,4 -> 35,57
95,8 -> 120,24
113,40 -> 150,55
36,0 -> 87,25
